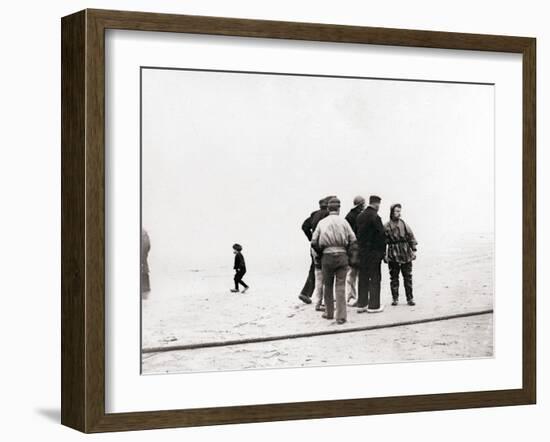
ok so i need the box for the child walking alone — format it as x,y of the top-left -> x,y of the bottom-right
231,243 -> 249,293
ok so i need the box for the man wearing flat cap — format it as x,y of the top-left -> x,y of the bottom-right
356,195 -> 386,313
344,195 -> 365,305
311,197 -> 357,324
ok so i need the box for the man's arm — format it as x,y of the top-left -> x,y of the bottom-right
382,223 -> 389,262
311,225 -> 323,255
355,214 -> 365,242
404,221 -> 418,251
345,221 -> 357,246
374,216 -> 386,251
301,215 -> 313,241
345,211 -> 354,231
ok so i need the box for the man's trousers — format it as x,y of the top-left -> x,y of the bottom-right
300,257 -> 315,298
388,261 -> 413,301
345,266 -> 359,301
357,251 -> 383,310
313,267 -> 324,307
321,252 -> 349,321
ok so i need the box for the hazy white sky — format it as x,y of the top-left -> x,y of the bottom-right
142,68 -> 494,273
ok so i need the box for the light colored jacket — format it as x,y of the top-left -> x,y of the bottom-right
311,213 -> 357,254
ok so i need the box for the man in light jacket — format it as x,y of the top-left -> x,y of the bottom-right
311,197 -> 357,324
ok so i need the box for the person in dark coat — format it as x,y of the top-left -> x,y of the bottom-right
344,196 -> 365,305
141,228 -> 151,298
298,196 -> 333,305
345,195 -> 365,234
356,195 -> 386,313
231,243 -> 249,293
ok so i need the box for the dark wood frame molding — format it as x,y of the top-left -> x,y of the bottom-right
61,9 -> 536,433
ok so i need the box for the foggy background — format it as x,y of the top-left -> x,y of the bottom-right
141,68 -> 494,277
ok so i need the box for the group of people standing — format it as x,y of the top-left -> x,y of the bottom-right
299,195 -> 417,324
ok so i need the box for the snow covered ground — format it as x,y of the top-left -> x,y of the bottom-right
142,314 -> 492,373
142,232 -> 493,374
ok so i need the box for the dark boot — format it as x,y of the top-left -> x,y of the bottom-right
402,262 -> 414,302
391,286 -> 399,305
389,261 -> 400,305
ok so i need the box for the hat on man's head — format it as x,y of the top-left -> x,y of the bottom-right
320,195 -> 336,208
353,195 -> 366,207
369,195 -> 382,204
232,243 -> 243,252
327,197 -> 341,211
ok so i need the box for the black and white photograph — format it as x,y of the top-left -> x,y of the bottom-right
140,67 -> 494,374
1,0 -> 544,437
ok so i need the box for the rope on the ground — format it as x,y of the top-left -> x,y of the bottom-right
142,309 -> 493,354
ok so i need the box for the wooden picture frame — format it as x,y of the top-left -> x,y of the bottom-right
61,8 -> 536,433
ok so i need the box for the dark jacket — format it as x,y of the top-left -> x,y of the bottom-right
233,252 -> 246,272
301,208 -> 329,241
356,206 -> 386,254
345,205 -> 363,234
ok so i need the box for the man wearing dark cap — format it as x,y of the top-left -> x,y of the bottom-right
298,197 -> 332,305
344,195 -> 365,305
356,195 -> 386,313
311,197 -> 357,324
